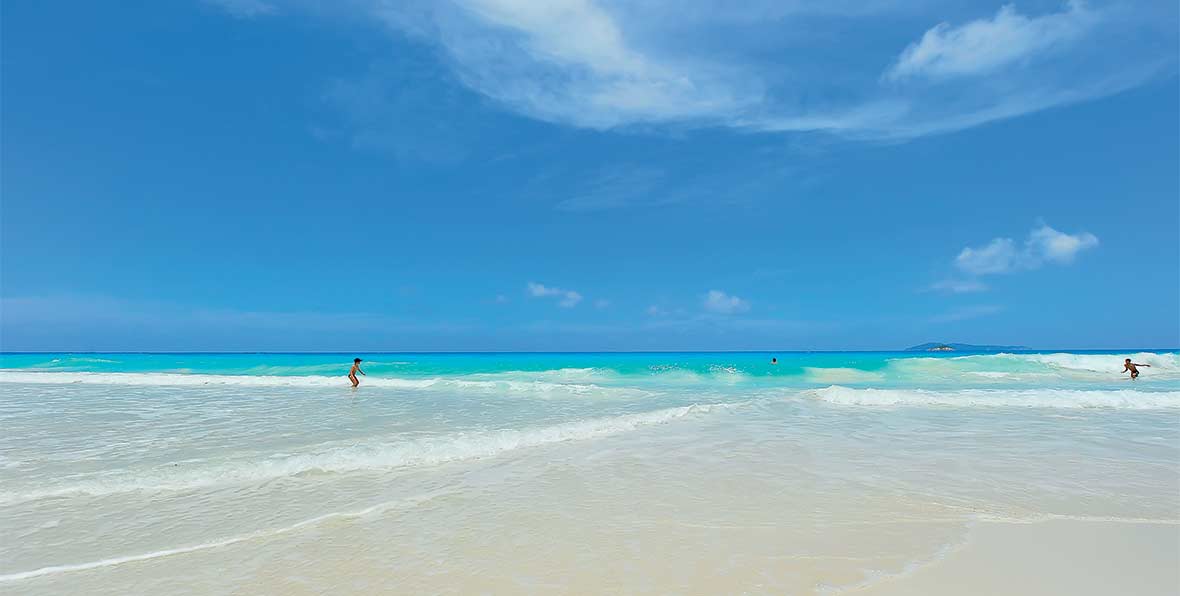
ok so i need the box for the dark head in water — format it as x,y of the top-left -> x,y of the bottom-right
355,358 -> 362,363
771,357 -> 778,365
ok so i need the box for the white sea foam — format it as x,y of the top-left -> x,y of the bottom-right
974,513 -> 1180,525
897,352 -> 1178,374
0,370 -> 651,399
0,402 -> 728,505
647,368 -> 708,383
810,385 -> 1180,409
0,490 -> 450,582
803,367 -> 885,383
470,367 -> 611,381
1005,352 -> 1180,375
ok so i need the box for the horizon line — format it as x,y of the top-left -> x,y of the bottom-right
2,348 -> 1178,355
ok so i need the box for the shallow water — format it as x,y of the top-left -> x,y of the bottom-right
1,351 -> 1177,593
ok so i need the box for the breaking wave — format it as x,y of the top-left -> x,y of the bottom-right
0,370 -> 652,399
885,352 -> 1180,381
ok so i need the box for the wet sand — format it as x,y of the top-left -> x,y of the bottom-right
863,519 -> 1179,595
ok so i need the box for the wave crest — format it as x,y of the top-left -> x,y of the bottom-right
0,370 -> 651,399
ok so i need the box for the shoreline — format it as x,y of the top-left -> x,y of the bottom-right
3,352 -> 1176,594
860,518 -> 1180,595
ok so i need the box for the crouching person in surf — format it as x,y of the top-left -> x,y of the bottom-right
349,358 -> 366,387
1122,358 -> 1150,380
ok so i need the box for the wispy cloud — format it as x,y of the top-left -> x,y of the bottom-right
886,2 -> 1096,81
300,0 -> 1174,140
317,58 -> 503,163
527,282 -> 583,307
396,0 -> 758,130
955,223 -> 1098,276
929,279 -> 989,294
527,151 -> 804,211
552,167 -> 672,212
702,290 -> 750,314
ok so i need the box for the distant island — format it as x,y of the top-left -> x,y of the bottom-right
905,343 -> 1028,352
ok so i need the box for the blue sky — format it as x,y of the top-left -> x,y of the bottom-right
1,0 -> 1177,351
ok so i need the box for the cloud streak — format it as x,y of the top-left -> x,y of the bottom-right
929,279 -> 989,294
527,282 -> 583,307
886,1 -> 1097,81
332,0 -> 1172,140
208,0 -> 1175,143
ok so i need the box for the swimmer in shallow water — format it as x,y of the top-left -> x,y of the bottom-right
349,358 -> 366,387
1122,358 -> 1150,380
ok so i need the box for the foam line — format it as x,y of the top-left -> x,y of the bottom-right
0,491 -> 448,583
0,402 -> 730,505
809,385 -> 1180,409
0,370 -> 655,401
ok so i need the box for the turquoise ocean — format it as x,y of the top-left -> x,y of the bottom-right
1,351 -> 1178,593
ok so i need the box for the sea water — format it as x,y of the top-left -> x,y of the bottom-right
1,352 -> 1177,594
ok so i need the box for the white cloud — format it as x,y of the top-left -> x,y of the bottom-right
1027,224 -> 1099,263
358,0 -> 1168,139
527,282 -> 583,307
405,0 -> 755,129
219,1 -> 1172,140
955,223 -> 1099,276
206,0 -> 277,18
955,237 -> 1020,275
886,2 -> 1096,81
702,290 -> 750,314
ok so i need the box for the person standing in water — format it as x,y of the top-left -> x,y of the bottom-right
1122,358 -> 1150,380
349,358 -> 366,387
